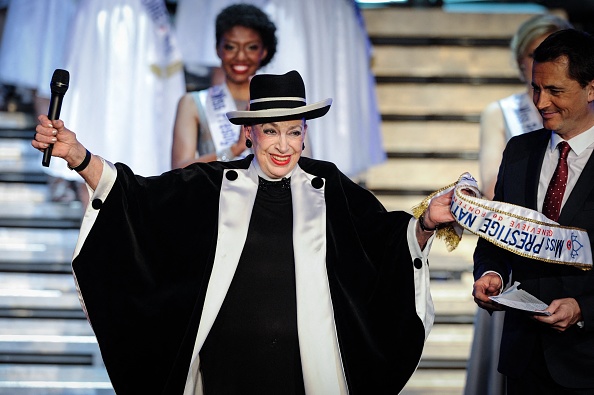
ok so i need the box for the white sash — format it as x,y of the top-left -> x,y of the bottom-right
198,84 -> 240,153
141,0 -> 184,78
499,93 -> 542,140
415,173 -> 592,270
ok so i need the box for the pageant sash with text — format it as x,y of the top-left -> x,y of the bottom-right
415,173 -> 592,270
499,93 -> 542,139
198,84 -> 239,153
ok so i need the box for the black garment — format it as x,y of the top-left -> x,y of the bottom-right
72,156 -> 424,394
200,178 -> 305,394
506,341 -> 594,395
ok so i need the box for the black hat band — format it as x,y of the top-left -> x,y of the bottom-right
249,97 -> 306,111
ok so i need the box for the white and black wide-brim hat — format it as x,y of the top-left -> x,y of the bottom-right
226,70 -> 332,125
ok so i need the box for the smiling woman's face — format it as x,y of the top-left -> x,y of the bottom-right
216,26 -> 268,85
246,119 -> 306,179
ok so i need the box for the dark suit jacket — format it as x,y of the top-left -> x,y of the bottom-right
474,128 -> 594,388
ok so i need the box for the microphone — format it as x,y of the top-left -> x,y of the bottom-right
42,69 -> 70,167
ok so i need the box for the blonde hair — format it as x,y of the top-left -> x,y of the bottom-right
510,14 -> 573,78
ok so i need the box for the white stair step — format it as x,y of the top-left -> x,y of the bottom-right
0,365 -> 113,394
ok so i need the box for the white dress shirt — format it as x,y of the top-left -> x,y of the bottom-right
538,126 -> 594,212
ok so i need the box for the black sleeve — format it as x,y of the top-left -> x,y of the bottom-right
73,163 -> 222,394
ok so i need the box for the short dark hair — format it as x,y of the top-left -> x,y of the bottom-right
533,29 -> 594,87
215,3 -> 277,68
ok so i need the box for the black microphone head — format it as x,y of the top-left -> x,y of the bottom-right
50,69 -> 69,95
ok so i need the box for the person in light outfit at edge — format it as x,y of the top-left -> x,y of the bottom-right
32,70 -> 457,394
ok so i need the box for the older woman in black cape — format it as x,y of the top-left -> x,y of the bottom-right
32,70 -> 455,394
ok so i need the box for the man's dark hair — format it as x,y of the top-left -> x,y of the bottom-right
533,28 -> 594,87
215,3 -> 277,68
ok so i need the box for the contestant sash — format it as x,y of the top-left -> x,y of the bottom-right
142,0 -> 184,78
198,84 -> 239,153
414,173 -> 592,270
499,93 -> 542,140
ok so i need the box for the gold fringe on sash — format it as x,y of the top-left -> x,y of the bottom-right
412,174 -> 481,252
418,173 -> 592,270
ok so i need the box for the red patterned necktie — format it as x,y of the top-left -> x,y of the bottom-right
542,141 -> 571,222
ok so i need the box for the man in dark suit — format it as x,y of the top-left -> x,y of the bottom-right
472,29 -> 594,394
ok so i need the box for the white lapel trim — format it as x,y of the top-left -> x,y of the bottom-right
185,163 -> 347,394
292,165 -> 348,394
184,165 -> 258,395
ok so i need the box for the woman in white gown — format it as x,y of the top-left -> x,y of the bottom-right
175,0 -> 385,178
46,0 -> 185,185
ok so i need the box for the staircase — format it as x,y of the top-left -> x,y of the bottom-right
0,113 -> 114,394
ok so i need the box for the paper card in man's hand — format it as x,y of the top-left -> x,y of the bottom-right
489,282 -> 552,316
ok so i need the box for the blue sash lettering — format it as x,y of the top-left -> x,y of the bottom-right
451,205 -> 477,228
546,238 -> 565,258
477,218 -> 547,255
212,88 -> 226,110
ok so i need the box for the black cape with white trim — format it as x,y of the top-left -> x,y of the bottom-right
73,155 -> 425,394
